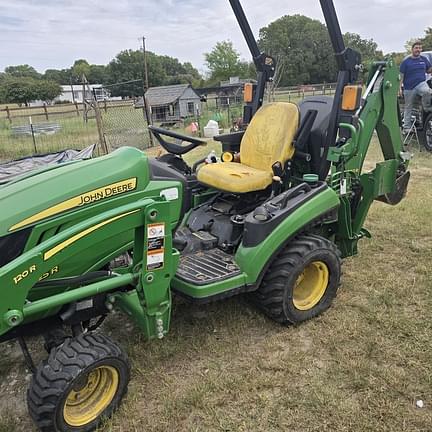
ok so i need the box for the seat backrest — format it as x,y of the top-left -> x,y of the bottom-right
240,102 -> 299,172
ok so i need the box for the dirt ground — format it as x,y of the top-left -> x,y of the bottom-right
0,142 -> 431,432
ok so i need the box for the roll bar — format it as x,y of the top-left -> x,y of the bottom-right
229,0 -> 362,166
228,0 -> 276,122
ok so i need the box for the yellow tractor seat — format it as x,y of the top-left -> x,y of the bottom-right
197,102 -> 300,193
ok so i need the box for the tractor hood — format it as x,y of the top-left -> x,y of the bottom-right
0,147 -> 150,237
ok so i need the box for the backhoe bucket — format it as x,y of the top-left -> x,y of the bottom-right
377,170 -> 410,205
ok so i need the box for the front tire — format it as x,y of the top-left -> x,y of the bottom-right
419,112 -> 432,152
253,234 -> 341,324
28,332 -> 130,432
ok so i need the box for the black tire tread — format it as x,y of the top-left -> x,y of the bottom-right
253,234 -> 341,324
418,112 -> 432,152
28,332 -> 129,432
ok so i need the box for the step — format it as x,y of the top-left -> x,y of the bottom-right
176,248 -> 241,286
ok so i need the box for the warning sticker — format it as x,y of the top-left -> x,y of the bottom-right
146,222 -> 165,270
148,237 -> 164,251
147,251 -> 164,270
148,223 -> 165,239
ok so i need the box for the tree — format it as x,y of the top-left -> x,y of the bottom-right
4,64 -> 41,80
71,59 -> 91,82
259,15 -> 382,86
88,64 -> 108,84
107,50 -> 169,97
158,57 -> 201,85
205,40 -> 252,84
420,27 -> 432,50
259,15 -> 337,86
44,68 -> 72,84
36,80 -> 62,102
343,32 -> 383,77
404,28 -> 432,55
0,76 -> 62,105
388,52 -> 406,66
0,77 -> 39,106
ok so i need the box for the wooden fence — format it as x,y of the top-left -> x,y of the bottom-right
0,100 -> 135,124
0,83 -> 338,124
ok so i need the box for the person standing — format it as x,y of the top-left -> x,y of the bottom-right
399,41 -> 432,132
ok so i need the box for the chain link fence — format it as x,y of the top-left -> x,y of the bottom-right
98,81 -> 153,151
0,102 -> 100,161
0,81 -> 338,162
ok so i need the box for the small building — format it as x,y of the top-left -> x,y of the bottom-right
145,84 -> 201,124
196,77 -> 256,108
54,85 -> 109,104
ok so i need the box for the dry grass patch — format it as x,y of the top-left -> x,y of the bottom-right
0,139 -> 431,431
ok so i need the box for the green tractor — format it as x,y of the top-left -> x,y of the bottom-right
0,1 -> 410,431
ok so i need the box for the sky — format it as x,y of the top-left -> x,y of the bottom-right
0,0 -> 431,75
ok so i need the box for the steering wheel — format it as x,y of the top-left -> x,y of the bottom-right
148,125 -> 206,155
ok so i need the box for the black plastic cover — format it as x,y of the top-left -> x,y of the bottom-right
0,227 -> 31,267
214,131 -> 245,153
242,182 -> 334,247
148,158 -> 200,219
298,96 -> 333,178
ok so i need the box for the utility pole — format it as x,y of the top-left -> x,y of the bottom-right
142,37 -> 149,90
141,36 -> 153,146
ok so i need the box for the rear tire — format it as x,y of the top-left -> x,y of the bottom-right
28,332 -> 130,432
419,112 -> 432,152
253,234 -> 341,324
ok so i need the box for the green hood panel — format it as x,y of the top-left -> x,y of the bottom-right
0,147 -> 150,236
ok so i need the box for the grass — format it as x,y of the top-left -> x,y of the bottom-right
0,105 -> 154,161
0,138 -> 431,431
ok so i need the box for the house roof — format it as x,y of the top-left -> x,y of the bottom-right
145,84 -> 198,106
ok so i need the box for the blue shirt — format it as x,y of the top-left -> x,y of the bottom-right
400,55 -> 432,90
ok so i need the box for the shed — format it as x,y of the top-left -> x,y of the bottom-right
145,84 -> 201,125
196,77 -> 256,108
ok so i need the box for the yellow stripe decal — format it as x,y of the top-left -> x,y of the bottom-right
43,209 -> 140,261
9,178 -> 137,232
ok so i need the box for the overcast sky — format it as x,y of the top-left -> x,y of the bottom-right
0,0 -> 431,74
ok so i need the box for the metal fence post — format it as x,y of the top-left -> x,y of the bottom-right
29,116 -> 37,153
6,106 -> 12,123
43,103 -> 49,121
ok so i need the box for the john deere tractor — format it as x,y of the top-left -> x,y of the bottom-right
0,1 -> 410,431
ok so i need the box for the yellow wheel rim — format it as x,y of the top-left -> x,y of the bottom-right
293,261 -> 329,311
63,365 -> 119,427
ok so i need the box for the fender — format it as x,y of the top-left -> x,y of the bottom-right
235,185 -> 339,285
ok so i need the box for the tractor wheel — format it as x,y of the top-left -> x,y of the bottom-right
418,112 -> 432,152
253,234 -> 341,324
28,332 -> 130,432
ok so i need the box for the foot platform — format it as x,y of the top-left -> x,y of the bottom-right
176,248 -> 241,285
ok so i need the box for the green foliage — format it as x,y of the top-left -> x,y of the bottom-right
36,80 -> 62,101
0,76 -> 61,105
205,40 -> 252,84
43,68 -> 71,84
159,57 -> 201,85
4,64 -> 41,80
88,64 -> 109,84
420,27 -> 432,50
0,76 -> 39,105
259,15 -> 337,86
388,52 -> 406,66
71,59 -> 91,82
108,49 -> 165,96
259,15 -> 383,86
106,50 -> 201,96
343,32 -> 383,65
